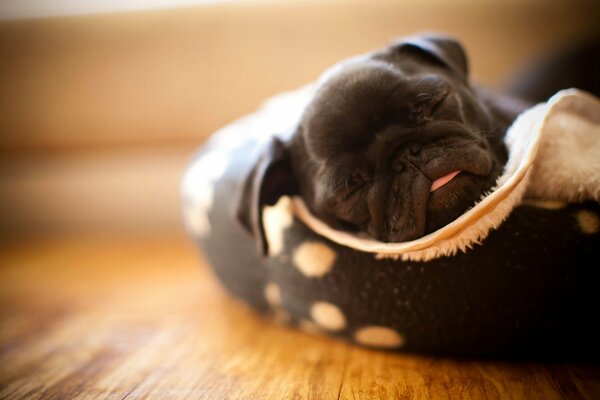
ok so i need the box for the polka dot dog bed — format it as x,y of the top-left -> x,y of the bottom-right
182,88 -> 600,358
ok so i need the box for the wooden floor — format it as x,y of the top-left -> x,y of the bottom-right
1,235 -> 599,399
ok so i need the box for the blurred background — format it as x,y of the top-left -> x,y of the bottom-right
1,0 -> 599,237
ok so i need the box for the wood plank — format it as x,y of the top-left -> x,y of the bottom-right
0,235 -> 599,399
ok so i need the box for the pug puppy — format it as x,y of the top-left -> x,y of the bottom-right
236,35 -> 530,254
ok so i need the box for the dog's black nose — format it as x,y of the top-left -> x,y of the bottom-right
367,169 -> 431,242
366,179 -> 388,240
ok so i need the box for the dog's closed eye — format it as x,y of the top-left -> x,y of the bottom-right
410,78 -> 449,120
332,170 -> 370,199
325,169 -> 372,227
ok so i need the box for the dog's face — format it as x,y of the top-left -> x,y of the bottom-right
237,35 -> 509,253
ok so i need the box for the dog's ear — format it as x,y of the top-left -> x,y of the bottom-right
394,34 -> 469,79
235,136 -> 295,256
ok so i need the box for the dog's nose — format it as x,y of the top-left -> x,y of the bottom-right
367,169 -> 431,242
366,179 -> 387,239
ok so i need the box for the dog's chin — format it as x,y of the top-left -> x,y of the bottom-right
424,171 -> 496,233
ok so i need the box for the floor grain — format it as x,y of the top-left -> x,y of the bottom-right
0,235 -> 598,399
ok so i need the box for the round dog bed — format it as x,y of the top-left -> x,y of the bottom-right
182,88 -> 600,358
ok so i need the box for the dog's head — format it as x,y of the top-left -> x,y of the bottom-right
237,35 -> 509,254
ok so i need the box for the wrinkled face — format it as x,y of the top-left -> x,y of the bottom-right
293,43 -> 507,242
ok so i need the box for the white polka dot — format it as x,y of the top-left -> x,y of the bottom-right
181,152 -> 229,200
522,199 -> 567,210
263,197 -> 294,256
183,185 -> 214,237
577,209 -> 600,234
181,151 -> 231,239
354,326 -> 405,349
264,282 -> 282,307
310,302 -> 346,331
293,242 -> 337,277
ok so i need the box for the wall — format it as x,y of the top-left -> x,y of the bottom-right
1,0 -> 598,235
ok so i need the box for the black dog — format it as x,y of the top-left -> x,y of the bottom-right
237,35 -> 533,253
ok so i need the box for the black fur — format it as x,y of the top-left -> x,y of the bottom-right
237,35 -> 529,253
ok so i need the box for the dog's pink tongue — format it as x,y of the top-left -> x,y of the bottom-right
430,170 -> 461,192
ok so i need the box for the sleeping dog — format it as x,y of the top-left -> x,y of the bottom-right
186,34 -> 600,358
237,35 -> 531,253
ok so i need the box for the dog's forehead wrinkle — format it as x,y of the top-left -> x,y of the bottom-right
416,92 -> 435,102
409,74 -> 451,93
454,90 -> 468,125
